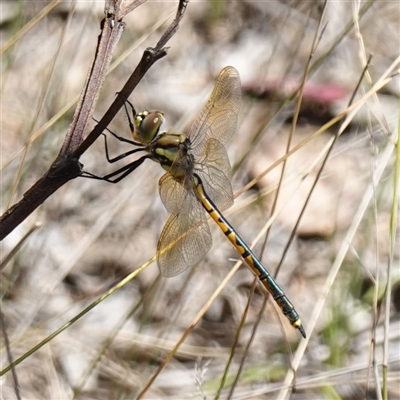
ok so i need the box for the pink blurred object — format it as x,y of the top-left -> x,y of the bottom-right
244,76 -> 349,105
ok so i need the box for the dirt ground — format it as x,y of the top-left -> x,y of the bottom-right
1,1 -> 399,399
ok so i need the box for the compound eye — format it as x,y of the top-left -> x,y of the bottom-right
133,110 -> 164,144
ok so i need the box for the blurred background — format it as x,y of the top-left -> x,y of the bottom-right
1,1 -> 399,399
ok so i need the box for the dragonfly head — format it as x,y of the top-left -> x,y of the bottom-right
133,110 -> 165,144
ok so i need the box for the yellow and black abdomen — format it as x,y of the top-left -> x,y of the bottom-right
194,176 -> 305,338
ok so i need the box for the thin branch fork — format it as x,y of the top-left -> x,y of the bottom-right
0,0 -> 189,241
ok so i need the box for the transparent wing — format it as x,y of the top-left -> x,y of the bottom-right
195,138 -> 233,212
157,193 -> 212,277
190,66 -> 241,152
159,172 -> 190,214
156,67 -> 240,276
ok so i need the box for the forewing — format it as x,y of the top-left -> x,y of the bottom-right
157,197 -> 212,277
190,66 -> 241,151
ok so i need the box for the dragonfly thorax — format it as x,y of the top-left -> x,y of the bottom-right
149,132 -> 189,167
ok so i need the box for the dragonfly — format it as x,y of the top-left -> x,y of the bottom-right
84,67 -> 305,338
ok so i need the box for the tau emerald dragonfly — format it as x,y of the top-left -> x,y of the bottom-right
84,67 -> 306,338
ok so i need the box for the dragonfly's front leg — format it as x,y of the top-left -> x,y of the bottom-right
101,133 -> 143,164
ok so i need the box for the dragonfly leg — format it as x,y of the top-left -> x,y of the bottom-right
112,91 -> 136,133
81,155 -> 149,183
101,133 -> 143,163
123,99 -> 136,134
93,117 -> 141,147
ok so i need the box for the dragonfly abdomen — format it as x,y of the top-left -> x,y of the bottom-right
194,175 -> 306,338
